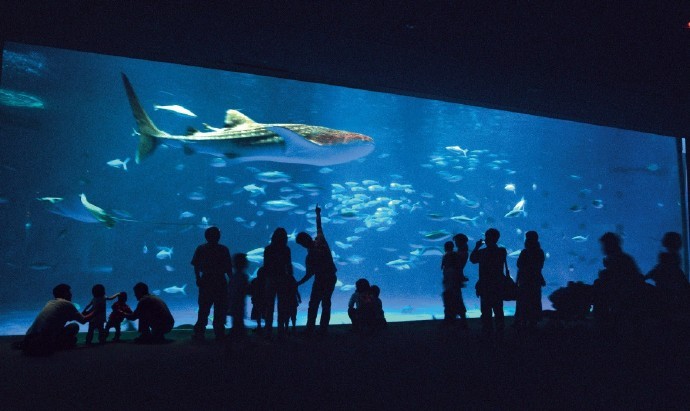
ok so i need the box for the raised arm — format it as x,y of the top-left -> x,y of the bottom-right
469,239 -> 484,264
106,293 -> 120,301
315,204 -> 323,236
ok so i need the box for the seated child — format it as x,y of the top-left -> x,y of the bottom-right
370,285 -> 387,330
82,284 -> 119,345
249,267 -> 267,334
348,278 -> 373,333
104,292 -> 133,342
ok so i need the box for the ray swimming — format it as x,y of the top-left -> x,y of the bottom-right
122,74 -> 375,166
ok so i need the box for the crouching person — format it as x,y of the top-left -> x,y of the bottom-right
20,284 -> 93,356
121,282 -> 174,344
348,279 -> 373,333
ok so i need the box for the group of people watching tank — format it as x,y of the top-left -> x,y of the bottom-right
441,227 -> 688,337
441,228 -> 547,335
16,201 -> 689,354
19,281 -> 174,355
190,204 -> 342,341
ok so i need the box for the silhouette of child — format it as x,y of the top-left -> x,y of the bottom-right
228,253 -> 250,338
82,284 -> 118,345
370,285 -> 387,330
283,274 -> 302,334
348,278 -> 373,333
249,266 -> 267,334
104,292 -> 132,342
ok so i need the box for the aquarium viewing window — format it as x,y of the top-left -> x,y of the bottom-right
0,42 -> 685,335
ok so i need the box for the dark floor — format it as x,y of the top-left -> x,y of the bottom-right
1,318 -> 689,410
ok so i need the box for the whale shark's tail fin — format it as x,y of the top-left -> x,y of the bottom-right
122,73 -> 168,164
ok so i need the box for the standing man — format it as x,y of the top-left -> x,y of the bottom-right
296,204 -> 337,336
470,228 -> 507,336
191,226 -> 232,341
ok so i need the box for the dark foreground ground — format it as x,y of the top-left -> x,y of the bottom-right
2,318 -> 690,410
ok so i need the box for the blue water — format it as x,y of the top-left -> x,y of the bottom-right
0,43 -> 682,335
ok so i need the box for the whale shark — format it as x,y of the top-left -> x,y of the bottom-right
122,74 -> 375,166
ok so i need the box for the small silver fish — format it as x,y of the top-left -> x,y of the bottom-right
106,158 -> 130,171
153,104 -> 197,117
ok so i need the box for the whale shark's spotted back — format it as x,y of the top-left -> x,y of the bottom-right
122,73 -> 374,165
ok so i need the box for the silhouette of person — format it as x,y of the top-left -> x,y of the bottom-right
191,226 -> 232,341
645,232 -> 689,311
470,228 -> 508,335
515,231 -> 546,331
284,272 -> 302,334
441,241 -> 461,326
370,285 -> 387,330
263,227 -> 293,337
228,253 -> 250,338
121,282 -> 174,343
348,278 -> 373,333
249,266 -> 267,334
296,204 -> 338,335
21,284 -> 93,355
82,284 -> 119,345
440,234 -> 470,329
104,292 -> 132,342
454,234 -> 470,328
593,232 -> 644,324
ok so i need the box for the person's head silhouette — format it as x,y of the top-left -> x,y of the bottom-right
453,233 -> 468,250
444,241 -> 454,253
53,283 -> 72,300
271,227 -> 288,246
525,231 -> 540,248
118,292 -> 128,303
371,285 -> 381,298
355,278 -> 370,293
485,228 -> 500,245
92,284 -> 105,298
133,282 -> 149,301
662,232 -> 682,253
599,232 -> 622,256
296,232 -> 313,249
205,226 -> 221,244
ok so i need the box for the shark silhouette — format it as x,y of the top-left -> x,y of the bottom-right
122,74 -> 374,166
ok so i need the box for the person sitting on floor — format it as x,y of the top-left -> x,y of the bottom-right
370,285 -> 387,330
348,278 -> 374,333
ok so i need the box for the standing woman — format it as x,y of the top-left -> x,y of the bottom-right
263,228 -> 293,337
515,231 -> 546,331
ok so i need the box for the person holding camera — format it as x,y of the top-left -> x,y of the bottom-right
470,228 -> 508,336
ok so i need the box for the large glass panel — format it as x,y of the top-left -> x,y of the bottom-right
0,43 -> 681,335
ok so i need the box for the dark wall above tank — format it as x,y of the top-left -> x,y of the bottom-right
2,1 -> 690,138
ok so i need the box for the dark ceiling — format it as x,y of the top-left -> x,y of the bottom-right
2,1 -> 690,138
